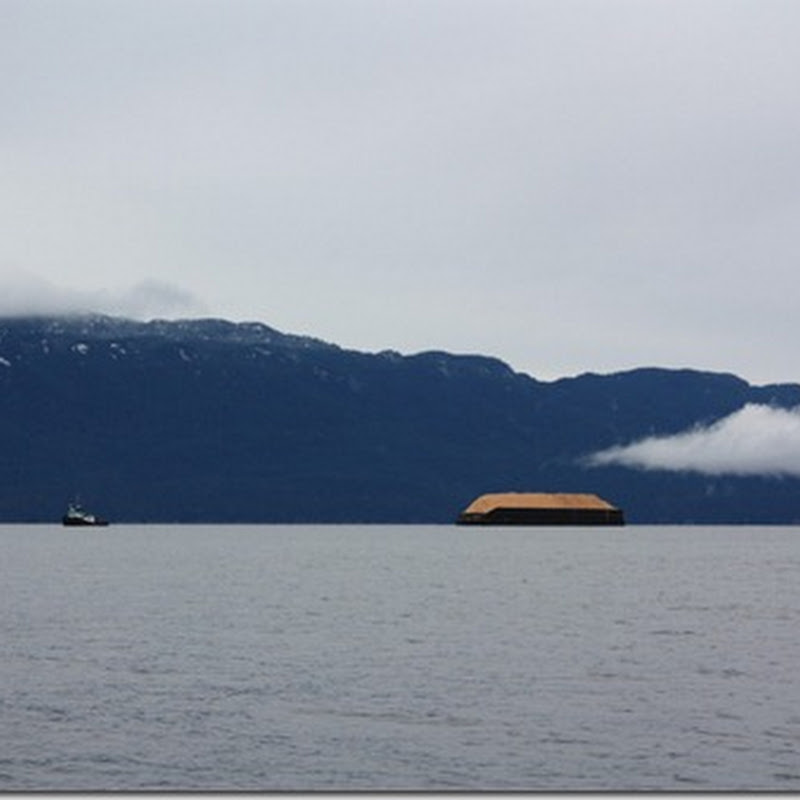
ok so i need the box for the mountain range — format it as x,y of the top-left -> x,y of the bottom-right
1,314 -> 799,524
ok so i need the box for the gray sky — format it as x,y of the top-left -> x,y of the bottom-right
3,0 -> 800,384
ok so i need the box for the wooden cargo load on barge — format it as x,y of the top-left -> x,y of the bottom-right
457,492 -> 624,526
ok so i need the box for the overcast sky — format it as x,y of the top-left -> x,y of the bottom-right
3,0 -> 800,384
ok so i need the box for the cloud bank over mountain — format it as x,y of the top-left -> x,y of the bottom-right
587,404 -> 800,478
0,273 -> 206,319
5,1 -> 800,385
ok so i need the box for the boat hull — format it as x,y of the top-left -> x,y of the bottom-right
62,516 -> 109,527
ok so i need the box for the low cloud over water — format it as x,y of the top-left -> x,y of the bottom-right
587,404 -> 800,478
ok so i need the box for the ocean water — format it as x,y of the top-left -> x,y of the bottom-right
1,523 -> 800,791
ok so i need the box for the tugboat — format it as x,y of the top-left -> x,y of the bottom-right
62,500 -> 109,527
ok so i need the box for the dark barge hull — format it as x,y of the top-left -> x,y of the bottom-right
457,507 -> 624,525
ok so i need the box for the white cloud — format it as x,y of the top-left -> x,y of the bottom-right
102,279 -> 208,319
586,404 -> 800,477
0,272 -> 206,319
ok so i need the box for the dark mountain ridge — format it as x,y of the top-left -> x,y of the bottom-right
1,314 -> 799,523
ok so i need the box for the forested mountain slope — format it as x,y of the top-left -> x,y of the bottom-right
1,315 -> 798,523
